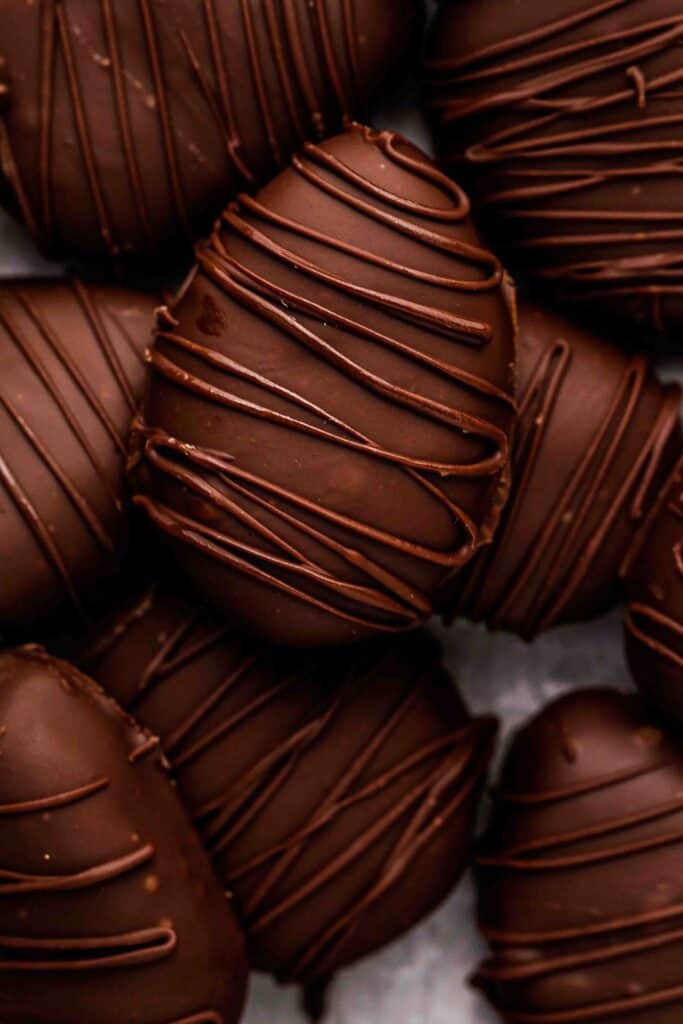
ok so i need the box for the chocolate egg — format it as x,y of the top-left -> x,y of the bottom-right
0,645 -> 248,1024
0,0 -> 423,262
476,687 -> 683,1023
0,279 -> 155,634
424,0 -> 683,341
76,581 -> 497,982
130,123 -> 517,647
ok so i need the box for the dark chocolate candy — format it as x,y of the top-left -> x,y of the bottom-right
452,297 -> 682,638
0,279 -> 155,633
0,645 -> 248,1024
625,456 -> 683,723
475,687 -> 683,1024
130,122 -> 518,647
77,581 -> 497,982
0,0 -> 423,262
424,0 -> 683,342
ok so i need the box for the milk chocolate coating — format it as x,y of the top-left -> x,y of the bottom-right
0,645 -> 248,1024
424,0 -> 683,342
452,298 -> 682,638
76,582 -> 497,982
130,122 -> 517,647
0,0 -> 423,263
625,456 -> 683,723
475,687 -> 683,1024
0,279 -> 155,633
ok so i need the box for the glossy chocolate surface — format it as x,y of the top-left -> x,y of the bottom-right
0,645 -> 248,1024
424,0 -> 683,341
0,0 -> 423,262
0,279 -> 155,633
77,581 -> 497,981
131,123 -> 517,647
454,297 -> 682,637
476,687 -> 683,1023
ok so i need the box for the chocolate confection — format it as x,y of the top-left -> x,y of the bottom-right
0,0 -> 423,262
475,687 -> 683,1024
76,581 -> 497,982
452,297 -> 682,638
0,278 -> 154,634
130,122 -> 517,648
0,645 -> 248,1024
424,0 -> 683,340
624,456 -> 683,722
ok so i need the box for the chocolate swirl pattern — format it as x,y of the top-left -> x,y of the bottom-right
452,298 -> 682,638
0,0 -> 423,261
77,581 -> 497,982
475,688 -> 683,1024
0,646 -> 247,1024
0,278 -> 155,634
131,123 -> 517,647
624,456 -> 683,723
424,0 -> 683,340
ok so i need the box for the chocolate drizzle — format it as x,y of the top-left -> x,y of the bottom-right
624,456 -> 683,722
0,0 -> 423,259
0,646 -> 247,1024
78,582 -> 497,981
131,123 -> 516,647
475,688 -> 683,1023
424,0 -> 683,338
452,299 -> 682,637
0,278 -> 154,633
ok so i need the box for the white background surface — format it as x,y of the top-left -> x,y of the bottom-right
0,1 -> 676,1020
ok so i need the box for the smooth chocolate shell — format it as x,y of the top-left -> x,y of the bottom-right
0,645 -> 248,1024
453,297 -> 682,637
424,0 -> 683,342
76,581 -> 497,982
0,278 -> 155,633
0,0 -> 423,262
625,456 -> 683,723
130,122 -> 517,647
476,687 -> 683,1023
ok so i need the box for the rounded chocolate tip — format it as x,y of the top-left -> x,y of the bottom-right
476,686 -> 683,1024
0,646 -> 248,1024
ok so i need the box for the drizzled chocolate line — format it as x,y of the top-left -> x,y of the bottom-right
424,2 -> 683,327
135,124 -> 514,634
0,752 -> 175,974
81,585 -> 496,983
0,280 -> 143,618
456,334 -> 681,637
0,0 -> 361,257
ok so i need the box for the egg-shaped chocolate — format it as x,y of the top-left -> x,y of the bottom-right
424,0 -> 683,342
625,456 -> 683,723
0,278 -> 155,634
76,581 -> 497,982
0,645 -> 248,1024
0,0 -> 423,262
476,687 -> 683,1024
452,297 -> 682,638
130,122 -> 517,647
